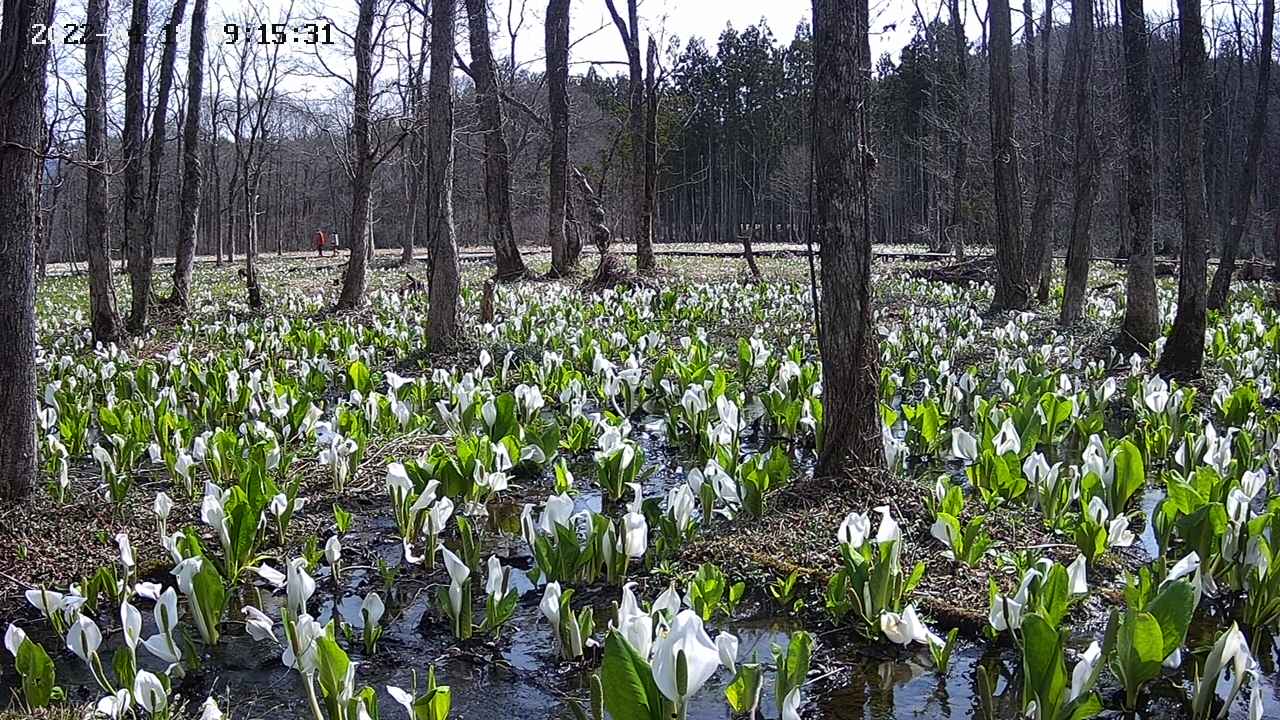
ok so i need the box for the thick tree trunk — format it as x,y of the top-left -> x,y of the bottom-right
1207,0 -> 1273,310
1059,0 -> 1099,326
546,0 -> 572,275
85,0 -> 121,343
122,0 -> 150,333
812,0 -> 883,475
606,0 -> 653,272
1026,5 -> 1079,301
336,0 -> 377,309
1157,0 -> 1210,378
427,0 -> 462,345
987,0 -> 1028,311
1118,0 -> 1159,347
0,0 -> 55,499
466,0 -> 527,282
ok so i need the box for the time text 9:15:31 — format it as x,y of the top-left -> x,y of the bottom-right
223,22 -> 335,45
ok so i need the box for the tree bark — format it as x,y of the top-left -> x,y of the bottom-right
812,0 -> 883,474
1025,3 -> 1079,301
122,0 -> 150,333
605,0 -> 654,272
129,0 -> 187,319
1059,0 -> 1099,326
465,0 -> 527,282
945,0 -> 969,261
337,0 -> 378,309
0,0 -> 55,499
987,0 -> 1028,311
643,36 -> 658,267
210,70 -> 223,268
169,0 -> 206,304
367,195 -> 375,262
85,0 -> 122,343
243,176 -> 262,308
545,0 -> 572,275
1207,0 -> 1273,310
427,0 -> 462,346
1272,211 -> 1280,283
1118,0 -> 1159,347
403,23 -> 428,268
404,130 -> 423,265
1024,0 -> 1039,129
33,189 -> 49,283
1157,0 -> 1210,378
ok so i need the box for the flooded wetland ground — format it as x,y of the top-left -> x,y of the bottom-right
2,250 -> 1279,720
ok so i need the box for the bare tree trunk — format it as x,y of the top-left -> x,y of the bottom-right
1273,211 -> 1280,282
367,194 -> 375,262
34,116 -> 58,284
466,0 -> 527,282
0,0 -> 55,499
945,0 -> 968,261
566,189 -> 583,261
1118,0 -> 1159,346
34,197 -> 49,283
988,0 -> 1028,311
404,134 -> 423,265
244,178 -> 261,308
170,0 -> 207,301
85,0 -> 121,343
212,136 -> 223,266
122,0 -> 150,332
643,36 -> 658,265
427,0 -> 462,345
403,28 -> 427,269
1207,0 -> 1273,310
546,0 -> 572,275
1157,0 -> 1210,378
337,0 -> 378,309
812,0 -> 883,475
133,0 -> 187,315
1024,0 -> 1039,137
606,0 -> 654,272
741,227 -> 762,280
1026,4 -> 1079,301
1059,0 -> 1099,326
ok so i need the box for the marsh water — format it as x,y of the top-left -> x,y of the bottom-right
3,427 -> 1278,719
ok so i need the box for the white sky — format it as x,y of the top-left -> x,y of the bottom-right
486,0 -> 949,70
196,0 -> 1196,78
194,0 -> 972,77
45,0 -> 1234,107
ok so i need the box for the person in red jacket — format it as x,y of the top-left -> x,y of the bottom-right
315,229 -> 327,257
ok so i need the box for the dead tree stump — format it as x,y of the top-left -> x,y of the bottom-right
480,279 -> 495,323
572,167 -> 653,290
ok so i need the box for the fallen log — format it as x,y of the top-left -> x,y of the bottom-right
908,256 -> 998,284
